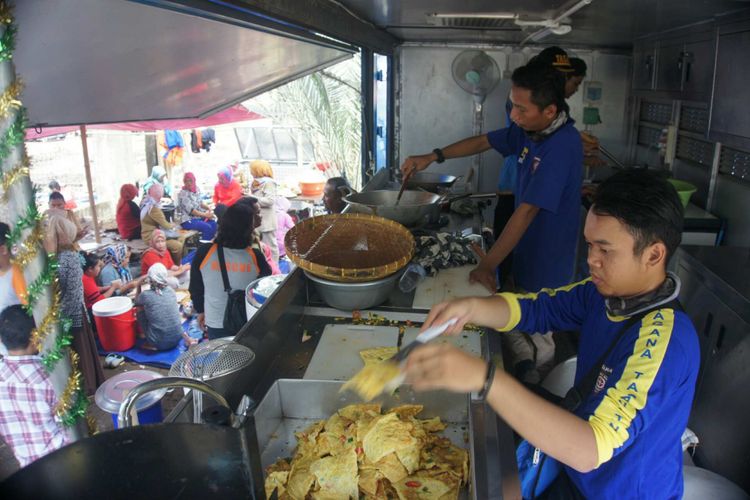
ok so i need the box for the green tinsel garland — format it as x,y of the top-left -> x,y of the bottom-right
0,107 -> 25,160
61,389 -> 89,428
41,317 -> 73,372
7,190 -> 41,247
23,257 -> 59,312
0,23 -> 15,62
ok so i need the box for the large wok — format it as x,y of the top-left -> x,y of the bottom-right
404,172 -> 458,192
344,190 -> 441,227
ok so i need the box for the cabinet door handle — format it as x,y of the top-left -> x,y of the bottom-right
715,325 -> 726,352
702,313 -> 713,339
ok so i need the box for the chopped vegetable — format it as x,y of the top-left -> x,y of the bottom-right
405,481 -> 421,488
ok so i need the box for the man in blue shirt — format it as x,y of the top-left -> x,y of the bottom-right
404,170 -> 699,499
401,60 -> 583,382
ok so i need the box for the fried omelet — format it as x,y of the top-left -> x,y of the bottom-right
264,403 -> 469,500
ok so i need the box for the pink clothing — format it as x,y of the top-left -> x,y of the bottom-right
276,212 -> 294,258
0,355 -> 70,467
260,242 -> 281,275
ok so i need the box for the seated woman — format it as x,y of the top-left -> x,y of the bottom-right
116,184 -> 141,240
212,165 -> 243,216
135,263 -> 194,350
100,244 -> 143,294
140,183 -> 185,264
82,253 -> 121,325
323,177 -> 349,214
141,165 -> 173,199
189,197 -> 272,339
177,172 -> 216,241
141,229 -> 190,288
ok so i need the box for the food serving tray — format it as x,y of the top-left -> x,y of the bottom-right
252,379 -> 476,499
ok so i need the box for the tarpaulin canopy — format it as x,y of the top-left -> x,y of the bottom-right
25,105 -> 263,141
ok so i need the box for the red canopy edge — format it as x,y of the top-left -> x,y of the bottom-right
25,104 -> 263,140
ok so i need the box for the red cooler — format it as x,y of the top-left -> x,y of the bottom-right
93,297 -> 136,351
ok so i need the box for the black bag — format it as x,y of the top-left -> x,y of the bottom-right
217,245 -> 247,335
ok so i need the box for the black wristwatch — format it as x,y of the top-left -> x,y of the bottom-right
433,148 -> 446,163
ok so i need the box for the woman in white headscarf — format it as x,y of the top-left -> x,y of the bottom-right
134,263 -> 194,350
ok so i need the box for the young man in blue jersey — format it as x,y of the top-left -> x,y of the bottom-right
401,59 -> 583,384
405,170 -> 699,499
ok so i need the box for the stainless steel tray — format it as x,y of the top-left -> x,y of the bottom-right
253,379 -> 476,499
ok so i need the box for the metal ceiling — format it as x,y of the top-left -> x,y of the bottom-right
15,0 -> 355,127
336,0 -> 750,49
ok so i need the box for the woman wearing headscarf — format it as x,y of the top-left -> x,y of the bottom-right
249,160 -> 279,263
99,244 -> 143,293
189,197 -> 272,339
134,263 -> 190,350
177,172 -> 216,240
212,165 -> 243,214
275,195 -> 294,259
141,165 -> 172,199
116,184 -> 141,240
140,183 -> 185,265
45,215 -> 105,396
140,229 -> 190,288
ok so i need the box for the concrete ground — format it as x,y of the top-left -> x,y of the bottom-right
0,355 -> 185,482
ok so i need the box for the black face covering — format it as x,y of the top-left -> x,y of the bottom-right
605,272 -> 681,317
524,110 -> 569,143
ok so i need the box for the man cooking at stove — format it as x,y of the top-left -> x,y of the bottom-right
401,58 -> 582,385
404,170 -> 698,499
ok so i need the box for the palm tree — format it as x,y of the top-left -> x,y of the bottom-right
245,55 -> 362,189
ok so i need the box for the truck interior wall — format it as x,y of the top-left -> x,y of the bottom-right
396,45 -> 632,193
713,176 -> 750,246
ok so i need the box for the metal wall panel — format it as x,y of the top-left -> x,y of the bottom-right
397,46 -> 632,193
713,175 -> 750,246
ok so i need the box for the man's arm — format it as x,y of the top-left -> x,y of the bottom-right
469,202 -> 540,291
400,134 -> 492,176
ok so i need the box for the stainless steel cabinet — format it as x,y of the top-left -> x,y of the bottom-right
656,41 -> 684,92
633,41 -> 656,90
709,19 -> 750,151
681,38 -> 715,98
673,247 -> 750,492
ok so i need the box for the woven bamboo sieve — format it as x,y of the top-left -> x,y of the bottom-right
284,213 -> 415,282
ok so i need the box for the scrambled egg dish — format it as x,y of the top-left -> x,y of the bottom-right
264,403 -> 469,499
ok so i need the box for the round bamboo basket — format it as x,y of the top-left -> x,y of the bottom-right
284,213 -> 415,282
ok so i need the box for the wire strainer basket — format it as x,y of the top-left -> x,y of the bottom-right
284,213 -> 415,283
169,338 -> 255,422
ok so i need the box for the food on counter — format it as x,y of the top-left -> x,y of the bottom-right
264,403 -> 469,500
359,347 -> 399,366
342,362 -> 403,401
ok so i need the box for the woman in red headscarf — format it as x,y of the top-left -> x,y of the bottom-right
116,184 -> 141,240
177,172 -> 217,240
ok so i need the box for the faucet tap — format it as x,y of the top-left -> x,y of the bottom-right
117,376 -> 232,428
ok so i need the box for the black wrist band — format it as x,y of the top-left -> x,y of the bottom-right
433,148 -> 446,163
477,360 -> 496,402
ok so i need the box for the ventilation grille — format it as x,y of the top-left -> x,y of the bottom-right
719,146 -> 750,183
680,106 -> 709,134
640,101 -> 672,124
676,135 -> 714,167
425,15 -> 517,29
637,125 -> 662,148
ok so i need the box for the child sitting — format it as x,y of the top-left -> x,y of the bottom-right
0,305 -> 71,467
135,263 -> 196,350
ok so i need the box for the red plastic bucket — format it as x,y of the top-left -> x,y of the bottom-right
93,297 -> 136,351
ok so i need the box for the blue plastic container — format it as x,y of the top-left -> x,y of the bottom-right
94,370 -> 167,428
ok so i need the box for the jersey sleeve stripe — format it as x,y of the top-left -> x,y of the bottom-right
588,308 -> 676,466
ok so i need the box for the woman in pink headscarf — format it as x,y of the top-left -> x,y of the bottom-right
177,172 -> 216,240
140,183 -> 185,264
212,165 -> 243,217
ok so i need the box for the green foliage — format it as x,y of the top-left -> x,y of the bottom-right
246,55 -> 363,189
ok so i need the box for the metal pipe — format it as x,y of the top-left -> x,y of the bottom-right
598,144 -> 626,169
118,377 -> 232,428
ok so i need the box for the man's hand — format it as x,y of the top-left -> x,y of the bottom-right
404,343 -> 487,393
469,264 -> 498,293
197,313 -> 207,332
422,298 -> 476,335
399,153 -> 435,177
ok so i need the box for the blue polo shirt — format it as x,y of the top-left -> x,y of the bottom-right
487,120 -> 582,291
499,280 -> 699,499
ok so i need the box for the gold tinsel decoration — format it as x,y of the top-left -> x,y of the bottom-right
0,2 -> 12,25
29,282 -> 61,351
54,350 -> 83,419
0,78 -> 22,119
87,415 -> 99,435
9,219 -> 44,267
0,154 -> 30,200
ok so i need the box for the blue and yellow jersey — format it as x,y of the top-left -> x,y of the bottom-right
500,279 -> 700,499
